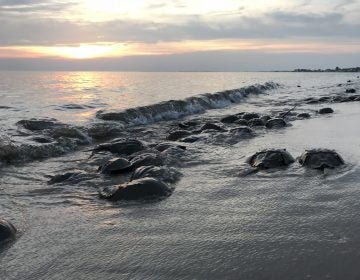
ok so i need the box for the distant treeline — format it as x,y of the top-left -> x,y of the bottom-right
293,67 -> 360,72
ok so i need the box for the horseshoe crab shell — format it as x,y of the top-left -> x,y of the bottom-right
248,149 -> 295,169
298,149 -> 344,169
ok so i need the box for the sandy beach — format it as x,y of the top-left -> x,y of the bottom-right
0,72 -> 359,279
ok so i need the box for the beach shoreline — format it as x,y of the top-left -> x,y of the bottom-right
1,72 -> 360,279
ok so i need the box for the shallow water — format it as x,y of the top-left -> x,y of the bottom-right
1,71 -> 360,279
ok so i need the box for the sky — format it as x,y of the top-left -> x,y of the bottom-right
0,0 -> 359,71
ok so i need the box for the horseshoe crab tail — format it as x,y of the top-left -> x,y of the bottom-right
280,105 -> 297,118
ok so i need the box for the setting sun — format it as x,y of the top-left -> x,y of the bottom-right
48,44 -> 120,59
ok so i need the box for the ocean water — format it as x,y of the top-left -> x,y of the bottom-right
0,71 -> 360,279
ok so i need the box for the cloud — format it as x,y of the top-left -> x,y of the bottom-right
0,0 -> 35,5
0,0 -> 76,14
0,0 -> 358,61
0,9 -> 359,47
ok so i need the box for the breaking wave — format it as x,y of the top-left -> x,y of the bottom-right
96,82 -> 278,125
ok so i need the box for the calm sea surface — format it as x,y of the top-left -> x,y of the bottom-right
0,71 -> 360,279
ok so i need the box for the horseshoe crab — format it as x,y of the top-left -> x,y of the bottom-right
90,138 -> 145,157
298,149 -> 344,169
265,118 -> 287,129
0,219 -> 17,242
166,130 -> 192,141
99,157 -> 132,174
318,107 -> 334,114
248,149 -> 295,169
99,177 -> 172,201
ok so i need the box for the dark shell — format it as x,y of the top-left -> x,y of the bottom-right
86,122 -> 124,140
178,120 -> 199,129
200,122 -> 226,132
332,96 -> 343,102
130,153 -> 164,169
278,110 -> 297,118
242,113 -> 260,121
297,113 -> 311,119
154,142 -> 186,152
220,115 -> 239,124
131,166 -> 181,183
16,118 -> 65,131
100,157 -> 132,174
234,119 -> 248,126
132,166 -> 166,181
128,147 -> 159,159
346,88 -> 356,93
49,170 -> 96,184
30,136 -> 53,143
229,127 -> 254,139
265,118 -> 287,129
50,127 -> 90,145
260,115 -> 271,122
248,118 -> 265,127
48,170 -> 86,184
0,219 -> 17,242
95,138 -> 145,155
348,95 -> 359,101
318,107 -> 334,114
166,130 -> 192,141
306,98 -> 320,104
298,149 -> 344,169
99,178 -> 172,201
318,96 -> 331,102
249,149 -> 295,169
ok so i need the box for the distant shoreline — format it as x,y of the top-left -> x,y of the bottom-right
0,68 -> 360,73
290,67 -> 360,73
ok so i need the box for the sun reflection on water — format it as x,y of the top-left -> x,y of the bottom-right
41,72 -> 126,123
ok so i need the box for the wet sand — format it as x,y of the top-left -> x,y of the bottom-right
1,72 -> 360,279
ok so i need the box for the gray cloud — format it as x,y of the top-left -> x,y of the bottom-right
334,0 -> 357,9
0,18 -> 88,45
0,10 -> 359,46
0,0 -> 76,14
270,11 -> 342,24
0,0 -> 359,47
0,0 -> 35,5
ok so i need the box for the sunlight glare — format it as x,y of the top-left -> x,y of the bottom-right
84,0 -> 147,14
51,44 -> 118,59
